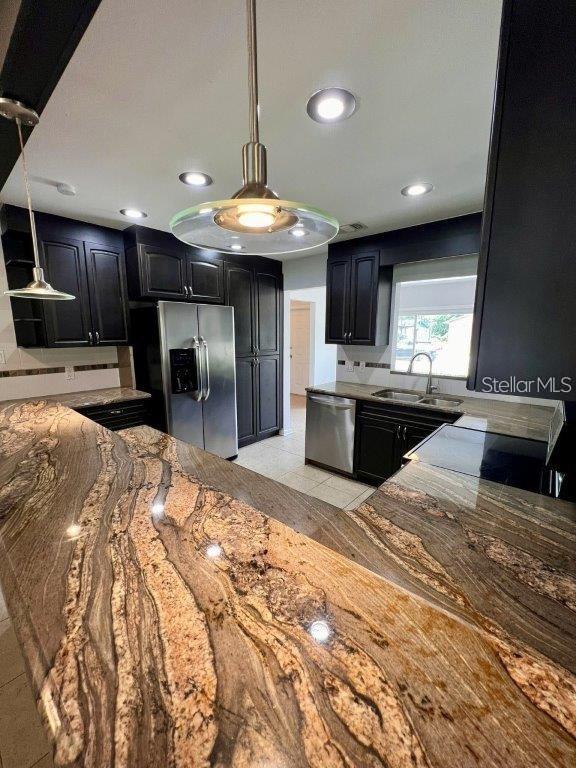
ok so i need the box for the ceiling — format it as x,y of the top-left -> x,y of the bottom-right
0,0 -> 502,260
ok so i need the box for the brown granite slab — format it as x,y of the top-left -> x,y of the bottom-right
0,403 -> 574,766
307,381 -> 555,440
0,387 -> 151,409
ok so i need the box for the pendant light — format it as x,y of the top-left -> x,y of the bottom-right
0,98 -> 74,300
170,0 -> 339,256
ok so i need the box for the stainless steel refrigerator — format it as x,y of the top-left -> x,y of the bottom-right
132,301 -> 238,459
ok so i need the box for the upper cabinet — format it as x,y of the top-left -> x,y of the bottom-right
124,226 -> 224,303
468,0 -> 576,400
325,246 -> 392,346
1,206 -> 130,347
326,214 -> 482,347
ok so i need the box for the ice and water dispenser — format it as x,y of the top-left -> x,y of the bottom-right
169,348 -> 198,395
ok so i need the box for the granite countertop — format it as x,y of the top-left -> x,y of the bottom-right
0,386 -> 152,410
307,381 -> 555,440
0,400 -> 574,766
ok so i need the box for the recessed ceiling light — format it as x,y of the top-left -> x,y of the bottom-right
401,183 -> 434,197
179,171 -> 213,187
307,88 -> 357,123
120,208 -> 148,219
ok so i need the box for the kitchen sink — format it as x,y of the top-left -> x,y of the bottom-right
372,390 -> 423,403
372,389 -> 463,409
419,397 -> 463,408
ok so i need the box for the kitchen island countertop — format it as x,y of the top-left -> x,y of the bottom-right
0,399 -> 574,766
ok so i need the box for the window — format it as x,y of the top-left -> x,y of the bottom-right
391,255 -> 478,378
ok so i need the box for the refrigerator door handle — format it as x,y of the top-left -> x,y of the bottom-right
190,336 -> 203,401
199,336 -> 211,400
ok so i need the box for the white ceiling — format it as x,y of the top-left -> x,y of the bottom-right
0,0 -> 502,260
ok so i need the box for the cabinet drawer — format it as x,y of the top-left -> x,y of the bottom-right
358,400 -> 459,429
75,399 -> 150,431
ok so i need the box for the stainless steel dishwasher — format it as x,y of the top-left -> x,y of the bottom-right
305,393 -> 356,475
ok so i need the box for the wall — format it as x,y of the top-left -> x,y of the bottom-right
0,239 -> 120,400
282,252 -> 337,433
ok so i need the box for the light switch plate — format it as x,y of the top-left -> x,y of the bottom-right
65,366 -> 75,380
345,360 -> 354,372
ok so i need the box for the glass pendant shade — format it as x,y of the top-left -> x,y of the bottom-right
170,0 -> 338,255
171,198 -> 338,255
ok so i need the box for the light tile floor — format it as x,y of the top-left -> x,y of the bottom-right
234,395 -> 374,510
0,590 -> 53,768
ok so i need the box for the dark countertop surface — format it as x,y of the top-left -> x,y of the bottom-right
0,401 -> 574,766
0,386 -> 151,409
307,381 -> 555,441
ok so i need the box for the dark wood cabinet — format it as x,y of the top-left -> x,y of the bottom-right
226,263 -> 256,356
124,226 -> 224,303
135,243 -> 187,300
354,401 -> 458,484
224,255 -> 283,447
186,250 -> 224,303
325,247 -> 392,346
468,0 -> 576,400
84,242 -> 130,345
40,237 -> 93,347
74,398 -> 151,431
1,207 -> 130,348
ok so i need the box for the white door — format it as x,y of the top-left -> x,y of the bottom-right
290,305 -> 310,395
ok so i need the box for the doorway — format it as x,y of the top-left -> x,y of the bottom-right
290,300 -> 312,396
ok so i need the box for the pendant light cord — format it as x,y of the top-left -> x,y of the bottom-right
247,0 -> 259,143
16,118 -> 40,269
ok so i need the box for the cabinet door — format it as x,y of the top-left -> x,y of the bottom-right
40,238 -> 92,347
186,250 -> 224,303
255,270 -> 281,355
236,358 -> 257,444
256,355 -> 281,438
138,244 -> 186,299
84,242 -> 130,345
325,255 -> 350,344
349,250 -> 379,344
225,263 -> 255,357
355,415 -> 400,485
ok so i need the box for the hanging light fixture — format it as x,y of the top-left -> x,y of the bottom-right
170,0 -> 339,256
0,98 -> 74,300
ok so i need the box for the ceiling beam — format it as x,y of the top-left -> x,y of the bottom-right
0,0 -> 102,189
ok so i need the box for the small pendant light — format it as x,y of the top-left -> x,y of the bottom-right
170,0 -> 339,256
0,98 -> 75,300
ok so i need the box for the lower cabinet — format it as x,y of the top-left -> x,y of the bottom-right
354,401 -> 458,485
236,355 -> 281,447
74,399 -> 151,431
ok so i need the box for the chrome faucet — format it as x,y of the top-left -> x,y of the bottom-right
407,352 -> 437,395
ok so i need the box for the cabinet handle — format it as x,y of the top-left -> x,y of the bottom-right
403,426 -> 407,439
184,285 -> 189,298
109,409 -> 123,415
188,284 -> 193,298
88,331 -> 93,344
95,331 -> 100,344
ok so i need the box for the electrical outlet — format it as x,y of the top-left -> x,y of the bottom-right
359,361 -> 366,370
0,349 -> 5,366
65,366 -> 75,380
345,360 -> 354,372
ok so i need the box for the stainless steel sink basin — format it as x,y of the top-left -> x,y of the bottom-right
372,390 -> 423,403
419,397 -> 463,408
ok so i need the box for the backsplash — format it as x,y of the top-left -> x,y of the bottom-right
0,241 -> 120,401
336,344 -> 557,407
